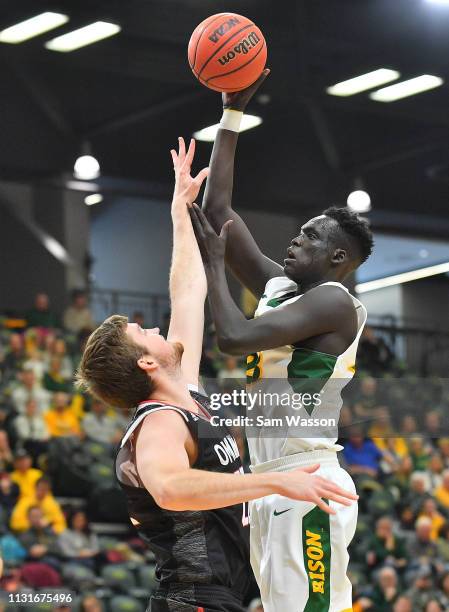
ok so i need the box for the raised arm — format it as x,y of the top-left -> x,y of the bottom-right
167,137 -> 209,384
202,69 -> 283,299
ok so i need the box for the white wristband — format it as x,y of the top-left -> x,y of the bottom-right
219,108 -> 243,132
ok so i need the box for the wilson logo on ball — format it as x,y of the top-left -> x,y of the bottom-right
208,17 -> 241,43
218,32 -> 261,66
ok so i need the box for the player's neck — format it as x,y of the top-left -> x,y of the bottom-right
297,276 -> 337,294
148,375 -> 199,413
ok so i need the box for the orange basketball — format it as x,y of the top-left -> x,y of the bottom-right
188,13 -> 267,92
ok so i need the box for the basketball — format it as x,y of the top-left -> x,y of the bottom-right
188,13 -> 267,92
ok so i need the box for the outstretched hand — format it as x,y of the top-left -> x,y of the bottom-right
170,137 -> 209,205
188,203 -> 233,267
223,68 -> 270,111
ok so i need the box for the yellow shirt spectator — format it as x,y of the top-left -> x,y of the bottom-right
10,450 -> 43,499
44,392 -> 81,437
10,477 -> 66,534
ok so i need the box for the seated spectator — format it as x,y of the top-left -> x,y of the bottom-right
424,411 -> 443,448
81,400 -> 122,446
358,325 -> 394,375
427,453 -> 444,491
10,449 -> 43,499
19,506 -> 60,567
217,356 -> 245,384
10,476 -> 66,534
0,472 -> 20,522
405,566 -> 441,611
63,290 -> 95,335
408,517 -> 439,564
366,516 -> 408,573
80,595 -> 103,612
419,498 -> 445,541
131,311 -> 145,328
10,368 -> 50,415
14,398 -> 50,461
352,377 -> 379,419
343,426 -> 383,478
434,469 -> 449,510
367,406 -> 408,459
438,438 -> 449,468
408,436 -> 432,472
43,358 -> 72,393
402,472 -> 432,522
393,595 -> 412,612
369,566 -> 400,610
47,338 -> 74,379
44,392 -> 81,438
401,415 -> 419,437
57,510 -> 99,569
0,430 -> 14,472
436,523 -> 449,562
0,333 -> 25,383
386,455 -> 413,497
22,344 -> 47,382
26,292 -> 58,330
425,601 -> 443,612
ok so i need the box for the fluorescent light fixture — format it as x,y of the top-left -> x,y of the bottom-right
74,155 -> 100,180
370,75 -> 443,102
43,236 -> 69,263
45,21 -> 120,52
85,193 -> 103,206
0,12 -> 68,44
426,0 -> 449,4
193,115 -> 262,142
326,69 -> 400,97
356,261 -> 449,294
347,190 -> 371,213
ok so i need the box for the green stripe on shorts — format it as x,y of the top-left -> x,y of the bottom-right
302,504 -> 331,612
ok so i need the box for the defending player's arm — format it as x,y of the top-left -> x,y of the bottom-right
167,137 -> 209,384
189,204 -> 353,355
136,409 -> 358,514
201,69 -> 283,299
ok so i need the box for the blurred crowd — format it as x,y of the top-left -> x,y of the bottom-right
1,291 -> 449,611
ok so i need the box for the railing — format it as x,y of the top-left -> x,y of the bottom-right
90,288 -> 170,328
368,315 -> 449,376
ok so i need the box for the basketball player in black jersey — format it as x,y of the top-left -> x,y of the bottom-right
77,138 -> 358,612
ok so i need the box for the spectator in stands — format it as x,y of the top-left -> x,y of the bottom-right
132,311 -> 145,328
425,601 -> 443,612
44,392 -> 81,438
409,436 -> 432,471
22,343 -> 47,382
0,430 -> 14,472
19,506 -> 60,568
63,290 -> 95,335
401,415 -> 419,437
1,333 -> 25,383
386,454 -> 413,497
81,399 -> 122,446
402,473 -> 431,521
10,476 -> 66,534
366,516 -> 408,573
424,411 -> 443,447
343,425 -> 383,479
427,453 -> 444,491
358,325 -> 395,375
57,510 -> 99,569
11,367 -> 50,415
48,338 -> 73,379
408,517 -> 439,564
353,377 -> 379,419
434,469 -> 449,510
437,438 -> 449,468
80,595 -> 103,612
393,596 -> 412,612
14,398 -> 50,461
436,523 -> 449,562
405,566 -> 441,611
367,406 -> 408,459
369,566 -> 400,610
26,293 -> 59,330
419,498 -> 445,541
10,449 -> 43,499
43,358 -> 72,394
0,472 -> 20,522
217,356 -> 245,393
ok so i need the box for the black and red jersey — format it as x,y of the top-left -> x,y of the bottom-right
114,388 -> 250,601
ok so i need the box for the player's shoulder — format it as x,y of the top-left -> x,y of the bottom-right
263,274 -> 296,297
301,282 -> 356,317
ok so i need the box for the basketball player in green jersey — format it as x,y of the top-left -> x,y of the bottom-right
189,70 -> 374,612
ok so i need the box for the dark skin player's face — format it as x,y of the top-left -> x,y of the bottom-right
283,215 -> 344,284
